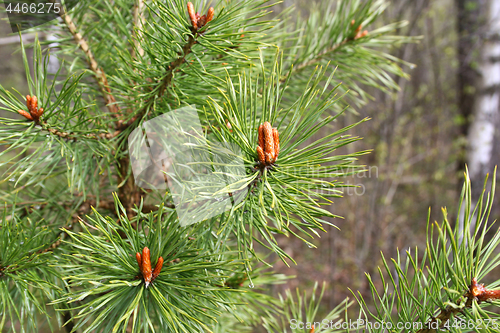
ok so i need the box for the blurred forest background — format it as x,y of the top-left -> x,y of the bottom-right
1,0 -> 500,321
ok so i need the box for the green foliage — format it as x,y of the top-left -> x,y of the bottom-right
262,283 -> 352,332
272,0 -> 416,111
52,197 -> 245,333
353,168 -> 500,332
205,53 -> 369,265
0,204 -> 63,332
0,36 -> 115,195
0,0 -> 417,332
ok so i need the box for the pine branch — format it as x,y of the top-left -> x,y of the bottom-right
53,0 -> 120,117
125,2 -> 215,125
281,31 -> 361,82
117,12 -> 205,213
40,121 -> 121,140
16,95 -> 121,140
132,0 -> 145,59
418,278 -> 500,332
354,168 -> 500,333
131,30 -> 199,122
0,1 -> 416,331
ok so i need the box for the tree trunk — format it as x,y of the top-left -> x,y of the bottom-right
455,0 -> 483,178
457,0 -> 500,236
466,0 -> 500,196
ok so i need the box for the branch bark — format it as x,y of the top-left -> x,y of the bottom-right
132,0 -> 145,59
54,0 -> 120,117
280,34 -> 360,82
40,121 -> 120,140
117,32 -> 199,215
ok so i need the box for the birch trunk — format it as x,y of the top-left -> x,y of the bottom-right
459,0 -> 500,237
467,0 -> 500,187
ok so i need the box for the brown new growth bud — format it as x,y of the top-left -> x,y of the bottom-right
142,247 -> 152,287
198,14 -> 207,27
353,22 -> 368,40
206,7 -> 215,24
258,124 -> 265,149
257,145 -> 265,165
17,110 -> 33,120
187,2 -> 214,31
136,252 -> 142,272
469,277 -> 500,303
256,121 -> 280,167
152,256 -> 164,281
136,247 -> 163,288
30,95 -> 37,114
272,128 -> 280,158
187,2 -> 197,29
262,121 -> 274,160
309,326 -> 315,333
19,95 -> 43,122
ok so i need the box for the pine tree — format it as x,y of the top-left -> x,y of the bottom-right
354,168 -> 500,333
3,0 -> 481,332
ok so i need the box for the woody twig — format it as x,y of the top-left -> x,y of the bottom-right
17,94 -> 120,140
281,19 -> 369,82
417,277 -> 500,333
50,0 -> 120,118
132,0 -> 145,59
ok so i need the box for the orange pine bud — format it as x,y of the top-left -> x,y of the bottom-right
257,145 -> 265,164
265,151 -> 273,164
30,95 -> 38,114
262,122 -> 274,161
350,19 -> 355,26
257,122 -> 281,166
26,95 -> 31,109
152,256 -> 164,281
142,247 -> 152,287
206,7 -> 214,23
136,252 -> 142,272
187,2 -> 197,29
258,124 -> 265,149
480,289 -> 500,301
272,128 -> 280,162
355,24 -> 362,34
470,277 -> 500,302
360,30 -> 368,38
37,108 -> 44,117
17,109 -> 33,120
